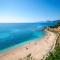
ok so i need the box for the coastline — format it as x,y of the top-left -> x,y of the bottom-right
0,31 -> 45,53
0,30 -> 57,60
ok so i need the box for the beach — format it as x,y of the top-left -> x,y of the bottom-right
0,30 -> 57,60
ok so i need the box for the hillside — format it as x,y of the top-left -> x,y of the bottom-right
45,21 -> 60,60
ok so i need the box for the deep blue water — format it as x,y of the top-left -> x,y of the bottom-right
0,22 -> 56,51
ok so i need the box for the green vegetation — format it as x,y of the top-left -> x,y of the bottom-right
45,43 -> 60,60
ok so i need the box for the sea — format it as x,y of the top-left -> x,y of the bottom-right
0,21 -> 56,52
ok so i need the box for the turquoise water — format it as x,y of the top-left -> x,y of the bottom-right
0,30 -> 45,53
0,28 -> 45,52
0,22 -> 56,52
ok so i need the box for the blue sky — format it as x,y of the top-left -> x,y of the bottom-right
0,0 -> 60,23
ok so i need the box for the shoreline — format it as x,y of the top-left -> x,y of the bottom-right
0,31 -> 46,54
0,30 -> 57,60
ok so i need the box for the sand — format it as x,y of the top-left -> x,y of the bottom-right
0,30 -> 57,60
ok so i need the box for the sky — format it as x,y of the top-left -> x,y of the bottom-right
0,0 -> 60,23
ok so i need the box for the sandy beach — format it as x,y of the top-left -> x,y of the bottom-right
0,30 -> 57,60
